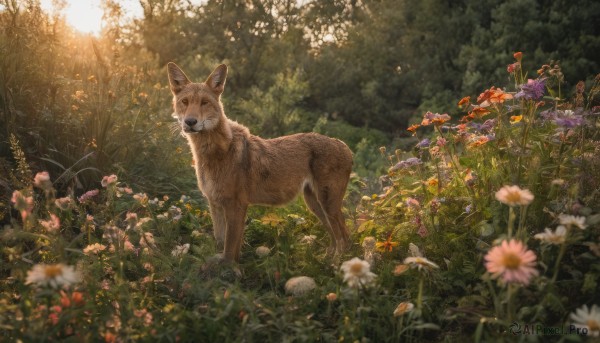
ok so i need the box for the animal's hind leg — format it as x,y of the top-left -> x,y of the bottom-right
303,185 -> 338,254
316,183 -> 350,254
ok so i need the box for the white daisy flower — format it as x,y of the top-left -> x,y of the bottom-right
570,304 -> 600,337
534,226 -> 567,245
340,257 -> 377,288
403,243 -> 439,271
26,264 -> 80,289
558,214 -> 587,230
403,256 -> 439,271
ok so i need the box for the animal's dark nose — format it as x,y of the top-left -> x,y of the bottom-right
184,118 -> 197,127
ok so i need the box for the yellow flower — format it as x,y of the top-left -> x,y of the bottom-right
260,213 -> 283,227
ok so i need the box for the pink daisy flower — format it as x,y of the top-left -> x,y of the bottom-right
484,239 -> 538,285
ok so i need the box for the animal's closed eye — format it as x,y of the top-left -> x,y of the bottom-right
201,100 -> 209,106
181,98 -> 189,105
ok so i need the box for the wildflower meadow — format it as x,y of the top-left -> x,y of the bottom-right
1,1 -> 600,342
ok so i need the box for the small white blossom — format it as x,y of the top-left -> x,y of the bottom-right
284,276 -> 316,296
171,243 -> 190,257
255,246 -> 271,258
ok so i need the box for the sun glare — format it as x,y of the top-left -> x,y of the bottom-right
42,0 -> 104,36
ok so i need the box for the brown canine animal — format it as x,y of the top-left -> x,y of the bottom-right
167,62 -> 353,262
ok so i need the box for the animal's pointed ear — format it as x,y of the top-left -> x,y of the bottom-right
205,64 -> 228,95
167,62 -> 191,94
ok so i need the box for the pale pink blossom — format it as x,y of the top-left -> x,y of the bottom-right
101,174 -> 118,188
33,171 -> 52,190
39,214 -> 61,233
54,197 -> 73,210
78,189 -> 99,203
83,243 -> 107,255
485,239 -> 538,285
11,190 -> 34,221
495,185 -> 534,206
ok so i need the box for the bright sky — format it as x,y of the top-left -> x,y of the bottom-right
39,0 -> 143,36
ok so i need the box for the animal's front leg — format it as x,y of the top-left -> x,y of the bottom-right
209,201 -> 227,248
223,202 -> 248,262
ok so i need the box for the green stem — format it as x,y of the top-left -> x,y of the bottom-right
435,126 -> 477,207
417,276 -> 424,310
486,278 -> 501,318
551,239 -> 568,283
554,141 -> 566,179
516,205 -> 528,239
516,103 -> 534,185
507,207 -> 516,239
507,283 -> 516,323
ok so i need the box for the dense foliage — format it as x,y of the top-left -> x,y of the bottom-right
1,0 -> 599,342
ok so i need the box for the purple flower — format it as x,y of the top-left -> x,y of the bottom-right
391,157 -> 422,171
554,110 -> 584,128
540,109 -> 558,121
515,78 -> 546,100
480,119 -> 497,132
465,204 -> 472,213
416,138 -> 430,148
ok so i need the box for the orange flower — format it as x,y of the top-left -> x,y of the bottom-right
464,168 -> 475,185
468,135 -> 490,148
455,123 -> 468,132
468,107 -> 491,119
376,233 -> 399,252
457,96 -> 471,108
421,111 -> 451,126
71,291 -> 84,306
513,52 -> 523,61
488,90 -> 513,104
477,87 -> 513,107
477,87 -> 496,103
407,124 -> 421,135
393,264 -> 409,275
426,177 -> 438,187
510,115 -> 523,124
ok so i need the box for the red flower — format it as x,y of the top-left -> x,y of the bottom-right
513,52 -> 523,61
507,62 -> 520,73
